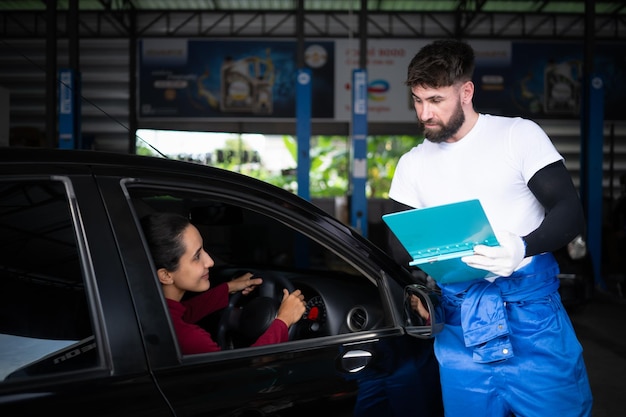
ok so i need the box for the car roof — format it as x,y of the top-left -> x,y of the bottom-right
0,146 -> 305,205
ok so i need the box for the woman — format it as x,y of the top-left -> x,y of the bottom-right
140,212 -> 306,354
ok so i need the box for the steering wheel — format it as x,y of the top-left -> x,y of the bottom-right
216,271 -> 298,349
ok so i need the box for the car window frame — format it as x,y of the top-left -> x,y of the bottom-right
0,175 -> 109,384
117,177 -> 408,363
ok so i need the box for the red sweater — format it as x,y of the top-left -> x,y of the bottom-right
166,283 -> 289,354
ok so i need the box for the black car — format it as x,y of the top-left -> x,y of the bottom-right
0,148 -> 443,416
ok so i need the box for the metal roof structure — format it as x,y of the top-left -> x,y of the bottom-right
0,0 -> 624,13
0,0 -> 624,39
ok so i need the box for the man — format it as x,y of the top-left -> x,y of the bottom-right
387,39 -> 592,416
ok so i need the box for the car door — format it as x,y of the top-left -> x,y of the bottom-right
95,166 -> 443,417
0,171 -> 174,416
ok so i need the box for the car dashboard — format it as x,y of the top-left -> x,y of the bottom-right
208,266 -> 385,343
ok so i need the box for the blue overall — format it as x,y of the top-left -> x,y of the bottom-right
435,253 -> 593,417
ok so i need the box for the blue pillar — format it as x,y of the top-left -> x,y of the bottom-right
296,68 -> 312,201
351,69 -> 368,237
295,68 -> 312,269
583,75 -> 606,289
58,68 -> 81,149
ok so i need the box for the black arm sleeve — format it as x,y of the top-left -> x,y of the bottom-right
523,160 -> 585,256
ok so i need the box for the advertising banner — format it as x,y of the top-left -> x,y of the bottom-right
334,39 -> 426,122
138,38 -> 625,122
138,39 -> 334,120
472,40 -> 625,120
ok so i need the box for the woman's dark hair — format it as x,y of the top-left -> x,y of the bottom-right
405,38 -> 475,88
140,212 -> 190,272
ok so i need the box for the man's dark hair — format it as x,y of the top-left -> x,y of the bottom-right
405,39 -> 475,88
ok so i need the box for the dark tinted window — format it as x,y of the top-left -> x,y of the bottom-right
0,179 -> 96,382
129,188 -> 362,274
128,186 -> 387,350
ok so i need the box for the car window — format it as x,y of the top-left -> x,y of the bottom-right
128,186 -> 389,352
129,187 -> 362,275
0,179 -> 96,382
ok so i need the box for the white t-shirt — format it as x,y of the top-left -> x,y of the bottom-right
388,114 -> 563,238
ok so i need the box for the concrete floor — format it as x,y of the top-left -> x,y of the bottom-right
569,288 -> 626,417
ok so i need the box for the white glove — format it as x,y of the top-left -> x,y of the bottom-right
461,230 -> 526,277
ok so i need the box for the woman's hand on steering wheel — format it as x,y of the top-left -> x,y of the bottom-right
227,272 -> 263,295
217,270 -> 300,349
275,289 -> 307,328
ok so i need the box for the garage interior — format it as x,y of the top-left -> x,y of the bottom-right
1,2 -> 624,279
0,2 -> 625,414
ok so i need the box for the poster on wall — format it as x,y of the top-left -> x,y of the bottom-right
138,39 -> 334,119
473,41 -> 626,120
335,38 -> 625,123
334,38 -> 427,123
138,38 -> 625,122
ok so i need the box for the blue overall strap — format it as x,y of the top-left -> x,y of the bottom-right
442,253 -> 560,363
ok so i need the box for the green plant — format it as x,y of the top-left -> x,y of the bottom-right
367,135 -> 424,198
136,133 -> 423,199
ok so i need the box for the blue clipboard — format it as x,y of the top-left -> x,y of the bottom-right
382,199 -> 500,284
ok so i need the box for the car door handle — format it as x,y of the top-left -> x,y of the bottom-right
338,349 -> 372,373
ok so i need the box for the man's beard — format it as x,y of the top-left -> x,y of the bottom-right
421,102 -> 465,143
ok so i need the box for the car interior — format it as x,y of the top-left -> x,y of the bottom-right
127,185 -> 389,350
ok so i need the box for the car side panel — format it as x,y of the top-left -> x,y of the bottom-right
0,170 -> 172,415
154,343 -> 360,416
0,374 -> 174,417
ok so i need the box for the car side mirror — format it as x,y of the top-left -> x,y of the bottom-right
403,284 -> 444,339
